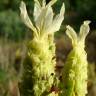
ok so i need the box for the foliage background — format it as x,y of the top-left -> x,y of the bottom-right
0,0 -> 96,96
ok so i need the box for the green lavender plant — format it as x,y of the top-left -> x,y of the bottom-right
19,0 -> 65,96
61,21 -> 90,96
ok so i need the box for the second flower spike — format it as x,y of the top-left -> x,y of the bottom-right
62,21 -> 90,96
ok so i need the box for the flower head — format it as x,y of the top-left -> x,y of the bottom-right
66,21 -> 90,47
20,0 -> 65,37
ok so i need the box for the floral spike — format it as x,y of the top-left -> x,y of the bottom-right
62,21 -> 90,96
19,0 -> 65,96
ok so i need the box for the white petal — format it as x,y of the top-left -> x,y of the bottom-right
20,1 -> 37,32
35,5 -> 54,33
60,3 -> 65,16
79,20 -> 90,41
66,25 -> 77,46
48,3 -> 65,33
42,6 -> 53,33
42,0 -> 46,7
34,0 -> 42,22
47,0 -> 57,7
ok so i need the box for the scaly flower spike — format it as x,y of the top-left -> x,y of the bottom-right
61,21 -> 90,96
19,0 -> 65,96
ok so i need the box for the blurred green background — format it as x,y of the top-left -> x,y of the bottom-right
0,0 -> 96,96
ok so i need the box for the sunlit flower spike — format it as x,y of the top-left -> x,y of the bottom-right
19,0 -> 65,96
62,21 -> 90,96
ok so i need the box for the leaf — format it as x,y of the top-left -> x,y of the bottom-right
20,1 -> 37,32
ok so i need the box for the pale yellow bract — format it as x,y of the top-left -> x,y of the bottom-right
19,0 -> 65,96
62,21 -> 90,96
20,0 -> 65,37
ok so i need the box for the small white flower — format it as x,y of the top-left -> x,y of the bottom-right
20,0 -> 65,36
66,20 -> 90,46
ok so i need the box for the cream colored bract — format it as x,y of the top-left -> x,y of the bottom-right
19,0 -> 65,96
20,0 -> 65,37
62,21 -> 90,96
